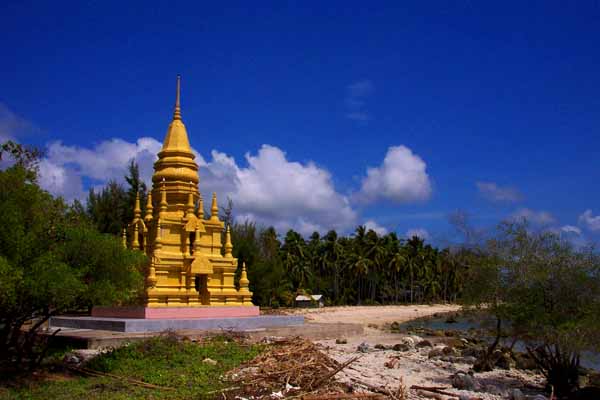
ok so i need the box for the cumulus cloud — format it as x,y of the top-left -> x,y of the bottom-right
37,137 -> 358,235
561,225 -> 582,235
38,137 -> 163,202
345,80 -> 373,121
579,209 -> 600,232
203,145 -> 358,235
509,208 -> 555,226
356,145 -> 432,204
363,219 -> 388,235
406,228 -> 430,240
476,181 -> 522,203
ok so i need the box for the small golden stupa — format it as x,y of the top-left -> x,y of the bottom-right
124,76 -> 253,310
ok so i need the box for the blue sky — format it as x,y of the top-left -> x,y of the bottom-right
1,1 -> 599,244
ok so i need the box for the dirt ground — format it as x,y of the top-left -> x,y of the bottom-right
293,304 -> 461,326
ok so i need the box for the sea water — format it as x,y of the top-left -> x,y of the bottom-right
399,313 -> 600,371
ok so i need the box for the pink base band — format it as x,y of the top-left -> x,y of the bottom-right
91,306 -> 260,319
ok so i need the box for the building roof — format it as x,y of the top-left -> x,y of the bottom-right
295,294 -> 323,301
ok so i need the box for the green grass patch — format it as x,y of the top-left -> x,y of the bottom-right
1,334 -> 263,400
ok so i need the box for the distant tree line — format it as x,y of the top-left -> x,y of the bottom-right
229,221 -> 473,307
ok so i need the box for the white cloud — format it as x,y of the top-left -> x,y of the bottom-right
561,225 -> 582,235
345,80 -> 373,121
510,208 -> 556,226
356,145 -> 432,204
363,219 -> 388,235
476,181 -> 522,203
38,137 -> 163,202
38,138 -> 358,235
204,145 -> 358,236
406,228 -> 430,240
579,209 -> 600,232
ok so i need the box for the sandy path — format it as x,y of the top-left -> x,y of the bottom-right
296,304 -> 460,326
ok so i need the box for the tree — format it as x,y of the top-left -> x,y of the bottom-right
86,160 -> 146,235
220,197 -> 234,229
124,159 -> 147,224
87,180 -> 129,235
0,155 -> 146,370
462,222 -> 600,397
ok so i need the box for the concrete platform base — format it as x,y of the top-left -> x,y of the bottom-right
50,315 -> 303,333
43,322 -> 363,349
91,306 -> 260,319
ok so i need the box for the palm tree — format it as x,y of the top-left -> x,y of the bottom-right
388,250 -> 406,303
281,230 -> 311,291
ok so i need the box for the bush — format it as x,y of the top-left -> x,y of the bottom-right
0,163 -> 146,370
463,222 -> 600,396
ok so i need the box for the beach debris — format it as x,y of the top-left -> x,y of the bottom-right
392,343 -> 410,352
357,342 -> 370,353
223,337 -> 360,399
335,338 -> 348,344
384,356 -> 400,369
451,371 -> 477,391
202,357 -> 218,365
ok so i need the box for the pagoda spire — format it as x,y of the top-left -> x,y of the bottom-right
152,75 -> 198,187
197,193 -> 204,219
210,192 -> 219,221
144,191 -> 153,223
186,182 -> 195,219
239,262 -> 250,291
133,191 -> 141,220
173,74 -> 182,121
224,226 -> 233,258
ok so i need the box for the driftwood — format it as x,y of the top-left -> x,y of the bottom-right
225,337 -> 355,398
411,385 -> 485,400
312,355 -> 362,388
349,377 -> 407,400
300,393 -> 386,400
410,385 -> 460,398
415,390 -> 445,400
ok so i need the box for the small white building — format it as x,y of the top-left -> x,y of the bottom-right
295,294 -> 324,308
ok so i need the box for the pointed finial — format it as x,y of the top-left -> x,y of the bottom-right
160,179 -> 168,215
144,191 -> 153,222
197,193 -> 204,219
210,192 -> 219,221
133,191 -> 141,219
186,182 -> 195,217
173,75 -> 182,121
224,225 -> 233,258
194,224 -> 200,253
132,223 -> 139,250
240,262 -> 249,288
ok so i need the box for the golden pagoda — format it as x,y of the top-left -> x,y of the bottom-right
125,76 -> 253,310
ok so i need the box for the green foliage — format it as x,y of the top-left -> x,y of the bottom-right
86,181 -> 129,235
230,220 -> 468,308
0,155 -> 147,370
462,222 -> 600,396
2,335 -> 263,399
86,160 -> 147,235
